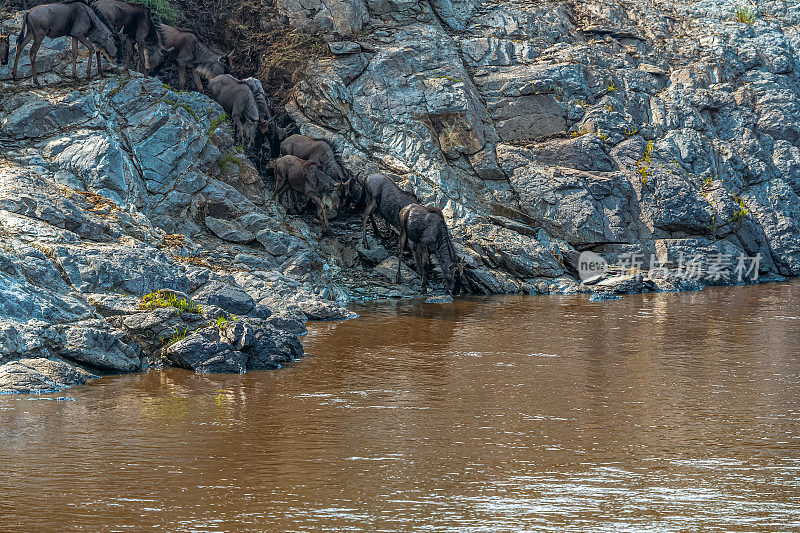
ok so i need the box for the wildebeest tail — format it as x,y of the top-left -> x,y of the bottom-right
17,13 -> 27,47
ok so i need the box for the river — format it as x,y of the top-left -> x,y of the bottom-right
1,283 -> 799,531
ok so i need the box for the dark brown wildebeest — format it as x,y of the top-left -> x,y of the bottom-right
13,0 -> 122,87
200,71 -> 259,148
358,172 -> 418,249
272,155 -> 349,234
281,134 -> 348,181
0,34 -> 9,66
92,0 -> 165,74
281,134 -> 352,210
159,24 -> 231,92
397,203 -> 465,296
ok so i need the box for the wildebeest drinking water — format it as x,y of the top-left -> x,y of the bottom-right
359,172 -> 419,249
0,34 -> 9,66
159,24 -> 232,92
92,0 -> 165,74
13,0 -> 122,87
272,155 -> 348,235
397,203 -> 466,296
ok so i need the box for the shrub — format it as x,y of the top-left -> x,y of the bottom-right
132,0 -> 179,25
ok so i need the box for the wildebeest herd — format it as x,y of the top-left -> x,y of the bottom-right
4,0 -> 466,296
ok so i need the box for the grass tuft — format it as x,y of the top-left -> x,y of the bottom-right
140,290 -> 203,314
167,327 -> 190,346
735,5 -> 758,24
209,112 -> 230,135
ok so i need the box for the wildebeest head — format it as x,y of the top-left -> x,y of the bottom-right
0,35 -> 9,66
336,176 -> 353,208
258,117 -> 270,135
96,26 -> 123,64
310,165 -> 343,218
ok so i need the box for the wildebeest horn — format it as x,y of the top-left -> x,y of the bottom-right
342,177 -> 352,186
119,26 -> 125,34
164,46 -> 175,53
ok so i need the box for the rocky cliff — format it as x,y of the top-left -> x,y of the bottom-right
3,0 -> 800,393
284,0 -> 800,287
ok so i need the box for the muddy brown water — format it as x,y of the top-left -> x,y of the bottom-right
2,283 -> 800,531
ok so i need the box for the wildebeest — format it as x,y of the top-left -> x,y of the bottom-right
358,172 -> 419,249
397,203 -> 465,296
241,76 -> 287,144
281,134 -> 353,212
281,134 -> 348,181
272,155 -> 348,234
198,70 -> 258,147
1,34 -> 9,66
13,0 -> 122,87
159,24 -> 231,91
92,0 -> 165,74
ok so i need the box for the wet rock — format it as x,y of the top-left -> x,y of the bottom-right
296,296 -> 357,321
165,327 -> 248,374
374,256 -> 419,284
357,236 -> 390,264
247,326 -> 304,370
0,357 -> 99,395
57,322 -> 141,373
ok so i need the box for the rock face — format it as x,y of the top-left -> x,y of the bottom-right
286,0 -> 800,292
3,1 -> 800,392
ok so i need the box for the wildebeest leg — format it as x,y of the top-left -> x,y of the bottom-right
371,213 -> 382,238
29,38 -> 41,87
77,36 -> 93,80
271,178 -> 289,202
415,244 -> 430,293
361,198 -> 377,248
177,64 -> 186,89
396,228 -> 408,284
71,37 -> 79,80
12,31 -> 33,81
309,194 -> 330,234
192,68 -> 204,93
233,115 -> 245,147
136,38 -> 147,74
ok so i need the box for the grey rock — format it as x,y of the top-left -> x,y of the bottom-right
165,327 -> 248,374
192,281 -> 258,317
0,357 -> 99,395
204,216 -> 256,243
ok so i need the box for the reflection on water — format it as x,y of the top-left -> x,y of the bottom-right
2,283 -> 800,531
